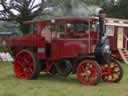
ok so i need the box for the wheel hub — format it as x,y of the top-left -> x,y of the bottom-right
24,63 -> 29,68
81,70 -> 91,77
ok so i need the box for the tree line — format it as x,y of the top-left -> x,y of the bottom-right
0,0 -> 127,34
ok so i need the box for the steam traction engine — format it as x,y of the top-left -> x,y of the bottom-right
8,13 -> 123,85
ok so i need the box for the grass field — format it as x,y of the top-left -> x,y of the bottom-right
0,62 -> 128,96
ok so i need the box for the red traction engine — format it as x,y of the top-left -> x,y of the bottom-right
8,14 -> 123,85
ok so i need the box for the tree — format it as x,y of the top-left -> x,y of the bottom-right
82,0 -> 100,5
0,0 -> 46,34
103,0 -> 128,19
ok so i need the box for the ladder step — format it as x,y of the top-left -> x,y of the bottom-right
121,49 -> 125,51
123,54 -> 128,56
122,51 -> 127,53
124,57 -> 128,59
124,54 -> 128,57
118,48 -> 128,64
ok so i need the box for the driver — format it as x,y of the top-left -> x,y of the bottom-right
41,25 -> 52,42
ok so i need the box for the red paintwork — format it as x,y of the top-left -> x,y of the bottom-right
51,39 -> 89,59
44,60 -> 55,72
7,17 -> 124,85
124,27 -> 128,49
108,27 -> 118,51
8,34 -> 39,48
101,60 -> 122,82
8,17 -> 99,74
77,60 -> 100,85
9,17 -> 117,85
8,34 -> 46,59
108,26 -> 128,60
9,17 -> 98,60
14,50 -> 34,80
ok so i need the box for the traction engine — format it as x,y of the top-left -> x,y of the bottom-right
8,11 -> 123,85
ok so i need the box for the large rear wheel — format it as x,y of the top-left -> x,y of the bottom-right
77,60 -> 101,85
101,59 -> 123,83
14,49 -> 40,80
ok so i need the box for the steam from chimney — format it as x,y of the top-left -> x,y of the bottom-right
43,0 -> 102,18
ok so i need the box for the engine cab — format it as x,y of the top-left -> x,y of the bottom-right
26,17 -> 99,60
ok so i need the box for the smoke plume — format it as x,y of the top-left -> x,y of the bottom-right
43,0 -> 102,18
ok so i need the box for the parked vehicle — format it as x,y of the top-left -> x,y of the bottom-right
8,12 -> 123,85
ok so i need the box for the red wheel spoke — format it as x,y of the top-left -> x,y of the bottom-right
14,50 -> 35,80
101,59 -> 123,83
26,70 -> 32,78
23,71 -> 29,79
16,60 -> 24,68
77,60 -> 101,85
27,67 -> 33,74
89,68 -> 98,82
80,65 -> 85,72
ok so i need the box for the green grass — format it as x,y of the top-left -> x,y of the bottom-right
0,62 -> 128,96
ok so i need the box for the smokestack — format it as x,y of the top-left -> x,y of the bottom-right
98,10 -> 106,41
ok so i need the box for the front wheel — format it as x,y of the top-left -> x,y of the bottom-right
101,59 -> 123,83
77,60 -> 102,85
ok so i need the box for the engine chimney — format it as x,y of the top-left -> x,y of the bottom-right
95,10 -> 112,64
98,10 -> 106,41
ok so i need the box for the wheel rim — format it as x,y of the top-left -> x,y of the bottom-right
77,61 -> 99,85
14,50 -> 34,80
101,62 -> 122,82
55,60 -> 72,76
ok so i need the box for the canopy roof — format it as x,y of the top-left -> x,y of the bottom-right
24,16 -> 97,24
